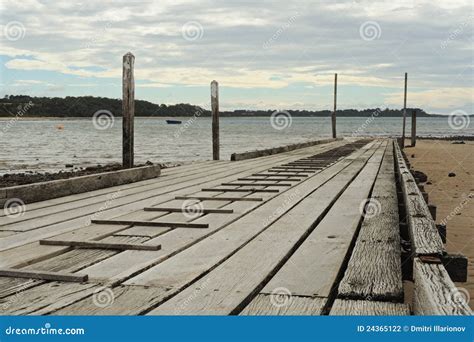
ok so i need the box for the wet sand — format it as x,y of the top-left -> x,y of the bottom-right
406,139 -> 474,309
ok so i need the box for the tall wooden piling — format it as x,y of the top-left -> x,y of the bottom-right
401,72 -> 407,148
332,73 -> 337,138
411,109 -> 416,147
122,52 -> 135,168
211,80 -> 220,160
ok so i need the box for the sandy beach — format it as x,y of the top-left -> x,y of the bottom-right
406,139 -> 474,309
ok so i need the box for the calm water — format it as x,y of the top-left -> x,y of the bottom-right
0,116 -> 471,174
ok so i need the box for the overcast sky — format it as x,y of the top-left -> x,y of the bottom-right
0,0 -> 472,113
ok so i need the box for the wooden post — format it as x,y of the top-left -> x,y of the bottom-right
211,80 -> 219,160
332,73 -> 337,138
122,52 -> 135,168
401,72 -> 407,148
411,109 -> 416,147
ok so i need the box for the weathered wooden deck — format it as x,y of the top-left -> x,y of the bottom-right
0,138 -> 471,315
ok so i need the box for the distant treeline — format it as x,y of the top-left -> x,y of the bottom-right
0,95 -> 438,118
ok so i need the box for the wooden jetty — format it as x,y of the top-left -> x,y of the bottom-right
0,138 -> 471,316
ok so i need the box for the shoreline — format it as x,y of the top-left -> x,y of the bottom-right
1,136 -> 472,187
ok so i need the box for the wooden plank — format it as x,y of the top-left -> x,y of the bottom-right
0,236 -> 145,299
230,138 -> 340,161
90,219 -> 209,229
330,299 -> 410,315
143,207 -> 234,214
220,183 -> 292,187
0,159 -> 271,232
0,161 -> 232,224
0,161 -> 213,217
238,177 -> 301,181
201,188 -> 279,193
0,141 -> 323,232
52,285 -> 168,315
256,144 -> 385,302
39,239 -> 161,251
27,196 -> 266,313
175,196 -> 263,202
394,142 -> 444,255
413,257 -> 472,315
0,282 -> 99,315
253,173 -> 309,177
337,142 -> 403,301
0,268 -> 88,282
0,141 -> 350,271
241,294 -> 325,315
144,144 -> 382,315
49,143 -> 376,315
270,166 -> 320,170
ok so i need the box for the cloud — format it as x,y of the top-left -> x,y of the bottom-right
0,0 -> 472,113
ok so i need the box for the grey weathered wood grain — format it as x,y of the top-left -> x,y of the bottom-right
220,183 -> 292,187
90,219 -> 209,229
211,80 -> 219,160
122,52 -> 135,168
0,143 -> 314,237
145,144 -> 381,315
330,299 -> 410,315
258,144 -> 385,300
241,294 -> 325,315
0,236 -> 145,299
143,207 -> 234,214
0,282 -> 99,315
338,142 -> 403,301
332,73 -> 337,138
0,268 -> 88,282
413,258 -> 472,315
1,146 -> 334,268
230,138 -> 339,161
201,188 -> 279,193
39,239 -> 161,251
394,142 -> 444,255
52,285 -> 168,315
